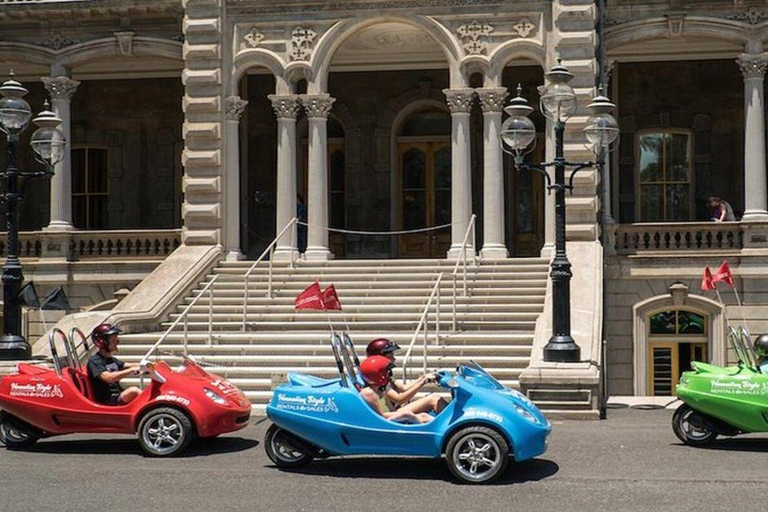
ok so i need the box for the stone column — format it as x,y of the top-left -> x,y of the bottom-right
224,96 -> 248,260
738,52 -> 768,221
268,95 -> 301,259
300,93 -> 336,261
477,87 -> 509,259
41,75 -> 79,231
443,88 -> 475,259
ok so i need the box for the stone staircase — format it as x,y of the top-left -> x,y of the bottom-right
118,258 -> 549,413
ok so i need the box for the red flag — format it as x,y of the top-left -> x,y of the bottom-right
701,267 -> 715,291
322,285 -> 342,311
295,282 -> 324,310
713,261 -> 735,287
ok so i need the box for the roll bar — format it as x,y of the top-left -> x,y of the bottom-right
728,325 -> 759,370
68,327 -> 90,370
48,328 -> 68,377
334,333 -> 358,387
342,332 -> 360,369
330,333 -> 348,388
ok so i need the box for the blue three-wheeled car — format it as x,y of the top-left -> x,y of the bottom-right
264,333 -> 551,484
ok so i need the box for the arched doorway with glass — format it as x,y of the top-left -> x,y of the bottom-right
395,108 -> 452,258
646,309 -> 708,396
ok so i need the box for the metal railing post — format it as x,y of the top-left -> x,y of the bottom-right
207,287 -> 213,346
290,219 -> 296,269
267,247 -> 274,298
452,275 -> 457,331
243,273 -> 249,331
183,311 -> 189,356
423,313 -> 428,374
436,282 -> 440,346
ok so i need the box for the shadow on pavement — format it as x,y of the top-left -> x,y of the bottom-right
688,438 -> 768,453
18,436 -> 258,457
276,457 -> 559,485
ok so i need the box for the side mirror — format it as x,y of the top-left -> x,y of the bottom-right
140,359 -> 166,383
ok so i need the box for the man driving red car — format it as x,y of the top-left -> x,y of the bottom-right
87,323 -> 141,406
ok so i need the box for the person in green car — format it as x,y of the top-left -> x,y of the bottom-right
754,334 -> 768,373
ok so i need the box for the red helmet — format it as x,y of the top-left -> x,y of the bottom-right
91,323 -> 121,350
360,356 -> 395,387
366,338 -> 401,357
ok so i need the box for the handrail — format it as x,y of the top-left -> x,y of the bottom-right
401,273 -> 443,383
242,217 -> 298,331
142,274 -> 219,363
451,214 -> 477,331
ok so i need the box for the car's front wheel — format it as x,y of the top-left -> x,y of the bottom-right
0,413 -> 39,450
137,407 -> 194,457
264,424 -> 314,469
445,425 -> 510,484
672,404 -> 718,447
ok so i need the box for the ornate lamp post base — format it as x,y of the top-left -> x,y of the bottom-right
0,334 -> 30,360
543,334 -> 581,363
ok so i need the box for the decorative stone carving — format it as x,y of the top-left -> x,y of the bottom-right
665,14 -> 685,39
443,88 -> 476,114
244,27 -> 265,48
115,31 -> 135,57
268,94 -> 301,119
477,88 -> 508,113
737,53 -> 768,79
728,8 -> 768,25
457,20 -> 493,55
512,18 -> 536,38
225,96 -> 249,120
38,33 -> 80,51
41,76 -> 80,101
290,26 -> 317,61
301,94 -> 335,119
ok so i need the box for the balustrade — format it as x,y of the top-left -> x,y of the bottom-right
614,222 -> 743,254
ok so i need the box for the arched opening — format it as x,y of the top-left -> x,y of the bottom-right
501,64 -> 546,257
320,20 -> 453,258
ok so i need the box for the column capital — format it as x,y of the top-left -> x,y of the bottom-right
737,53 -> 768,79
225,96 -> 249,120
41,76 -> 80,101
477,87 -> 509,114
268,94 -> 301,119
300,93 -> 335,119
443,88 -> 475,114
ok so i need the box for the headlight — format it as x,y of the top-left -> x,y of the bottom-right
680,375 -> 690,387
204,388 -> 228,405
514,403 -> 538,424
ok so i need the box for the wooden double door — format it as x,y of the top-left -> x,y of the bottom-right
397,140 -> 452,258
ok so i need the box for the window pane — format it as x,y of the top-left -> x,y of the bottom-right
640,185 -> 663,221
434,146 -> 451,189
89,196 -> 108,229
330,192 -> 344,228
403,191 -> 426,229
650,311 -> 677,334
329,150 -> 345,192
434,190 -> 451,226
73,196 -> 87,229
678,311 -> 705,334
72,149 -> 86,194
666,184 -> 690,221
666,133 -> 689,182
402,148 -> 426,190
639,134 -> 663,182
87,149 -> 108,193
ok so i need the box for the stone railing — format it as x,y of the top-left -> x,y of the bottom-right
0,229 -> 181,260
613,222 -> 744,255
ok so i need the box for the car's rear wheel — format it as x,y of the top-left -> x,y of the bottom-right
138,407 -> 194,457
0,413 -> 39,449
672,404 -> 718,447
264,424 -> 314,469
445,425 -> 509,484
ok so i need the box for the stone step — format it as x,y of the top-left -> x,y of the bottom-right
161,320 -> 538,332
182,294 -> 544,306
218,258 -> 548,268
191,287 -> 547,298
119,332 -> 535,345
176,303 -> 545,315
210,272 -> 549,283
118,343 -> 532,356
167,311 -> 541,324
215,264 -> 551,276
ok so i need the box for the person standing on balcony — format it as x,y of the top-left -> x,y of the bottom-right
708,196 -> 736,222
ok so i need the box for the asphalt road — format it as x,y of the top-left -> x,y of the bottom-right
2,407 -> 768,512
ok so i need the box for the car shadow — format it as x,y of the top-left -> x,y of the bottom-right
18,436 -> 258,457
677,438 -> 768,453
276,457 -> 559,485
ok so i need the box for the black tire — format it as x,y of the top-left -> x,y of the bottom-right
672,404 -> 718,447
264,424 -> 314,469
137,407 -> 194,457
0,413 -> 39,450
445,425 -> 510,484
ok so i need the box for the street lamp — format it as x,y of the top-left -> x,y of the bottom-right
500,62 -> 619,363
0,73 -> 65,360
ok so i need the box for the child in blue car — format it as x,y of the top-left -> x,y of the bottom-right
359,356 -> 434,424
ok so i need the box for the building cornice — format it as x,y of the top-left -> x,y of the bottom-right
226,0 -> 544,17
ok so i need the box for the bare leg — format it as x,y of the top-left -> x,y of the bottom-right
119,386 -> 142,404
398,393 -> 448,415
